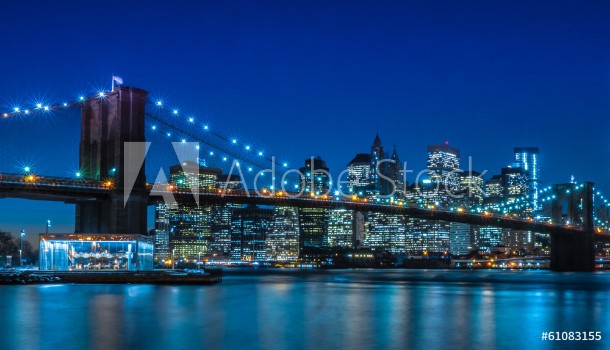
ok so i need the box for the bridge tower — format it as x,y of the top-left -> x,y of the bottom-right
550,182 -> 595,271
75,86 -> 149,234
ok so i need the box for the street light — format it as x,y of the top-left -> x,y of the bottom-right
19,230 -> 25,266
172,248 -> 176,270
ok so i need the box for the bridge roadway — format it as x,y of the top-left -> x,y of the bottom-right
152,188 -> 594,237
0,174 -> 601,237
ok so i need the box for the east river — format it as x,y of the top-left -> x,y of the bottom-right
0,269 -> 608,349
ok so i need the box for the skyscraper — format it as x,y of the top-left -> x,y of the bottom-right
328,209 -> 354,248
427,143 -> 461,193
485,175 -> 504,205
300,157 -> 331,196
449,222 -> 471,256
347,153 -> 373,197
514,147 -> 541,211
459,170 -> 484,206
266,206 -> 300,261
388,145 -> 405,199
165,164 -> 221,259
298,157 -> 330,252
210,175 -> 244,259
501,165 -> 529,205
230,205 -> 273,261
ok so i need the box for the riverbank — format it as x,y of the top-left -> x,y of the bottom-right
0,269 -> 222,285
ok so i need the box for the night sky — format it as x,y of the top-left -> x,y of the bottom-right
1,0 -> 609,242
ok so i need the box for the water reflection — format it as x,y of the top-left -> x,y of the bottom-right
0,270 -> 609,349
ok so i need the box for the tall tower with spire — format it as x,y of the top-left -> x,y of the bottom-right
370,133 -> 390,196
388,145 -> 405,199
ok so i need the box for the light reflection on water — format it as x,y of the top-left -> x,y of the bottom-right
1,269 -> 609,350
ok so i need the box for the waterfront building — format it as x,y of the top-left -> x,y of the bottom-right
39,234 -> 154,271
165,164 -> 221,260
266,206 -> 300,261
449,222 -> 471,256
230,205 -> 273,261
328,209 -> 354,248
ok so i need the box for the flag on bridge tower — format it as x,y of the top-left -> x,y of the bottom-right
112,76 -> 123,91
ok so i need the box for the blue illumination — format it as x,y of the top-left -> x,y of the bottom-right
63,102 -> 68,107
245,145 -> 250,150
258,151 -> 263,156
223,157 -> 227,161
24,166 -> 30,172
189,117 -> 194,123
167,132 -> 171,137
210,151 -> 214,156
203,125 -> 208,130
248,167 -> 253,172
232,139 -> 237,144
173,109 -> 178,114
79,96 -> 85,101
181,139 -> 186,143
76,172 -> 81,177
156,101 -> 162,106
36,103 -> 42,108
13,107 -> 19,112
98,92 -> 105,97
151,125 -> 157,130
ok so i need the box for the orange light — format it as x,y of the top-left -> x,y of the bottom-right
25,174 -> 36,183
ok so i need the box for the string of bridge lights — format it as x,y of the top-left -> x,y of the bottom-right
144,98 -> 304,191
145,114 -> 302,191
0,89 -> 302,191
2,90 -> 610,227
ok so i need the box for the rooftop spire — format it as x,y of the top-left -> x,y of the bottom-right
373,132 -> 382,146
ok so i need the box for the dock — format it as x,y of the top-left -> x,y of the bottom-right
0,269 -> 222,285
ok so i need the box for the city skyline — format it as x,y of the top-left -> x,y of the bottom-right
0,0 -> 609,242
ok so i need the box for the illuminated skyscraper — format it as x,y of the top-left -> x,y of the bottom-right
210,175 -> 244,259
170,161 -> 220,191
347,153 -> 373,197
485,175 -> 504,205
298,158 -> 330,251
328,209 -> 354,248
165,164 -> 221,259
230,205 -> 273,261
476,227 -> 503,252
266,206 -> 300,261
427,143 -> 461,193
388,146 -> 405,199
459,170 -> 484,206
300,157 -> 331,196
154,203 -> 170,260
514,147 -> 541,211
501,165 -> 529,205
449,222 -> 471,256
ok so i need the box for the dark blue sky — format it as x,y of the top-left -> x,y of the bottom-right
1,0 -> 609,241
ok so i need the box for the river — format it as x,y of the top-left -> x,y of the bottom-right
0,269 -> 608,349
